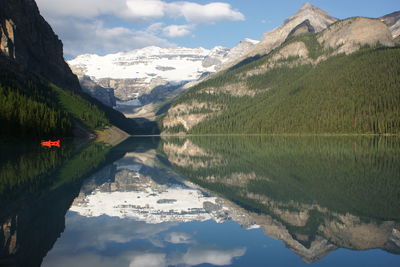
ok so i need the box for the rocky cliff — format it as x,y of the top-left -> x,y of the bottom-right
381,11 -> 400,39
0,0 -> 80,92
318,17 -> 394,54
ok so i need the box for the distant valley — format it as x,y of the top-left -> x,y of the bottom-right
68,39 -> 259,120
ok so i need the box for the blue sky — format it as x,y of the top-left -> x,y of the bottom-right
35,0 -> 399,58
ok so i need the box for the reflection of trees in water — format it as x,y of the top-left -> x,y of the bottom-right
0,142 -> 113,266
161,136 -> 400,262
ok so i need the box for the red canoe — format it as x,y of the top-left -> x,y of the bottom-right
41,140 -> 61,148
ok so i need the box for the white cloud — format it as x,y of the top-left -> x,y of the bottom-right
36,0 -> 245,23
125,0 -> 165,20
167,2 -> 245,24
163,25 -> 193,38
35,0 -> 245,56
146,22 -> 165,34
36,0 -> 126,19
47,18 -> 175,57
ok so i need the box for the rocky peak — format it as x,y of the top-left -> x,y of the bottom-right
285,3 -> 337,32
300,2 -> 315,10
225,3 -> 337,68
380,11 -> 400,38
0,0 -> 80,92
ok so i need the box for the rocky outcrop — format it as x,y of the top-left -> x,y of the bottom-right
285,19 -> 316,41
162,101 -> 223,132
201,82 -> 258,97
318,17 -> 394,54
78,75 -> 116,107
0,0 -> 81,92
381,11 -> 400,39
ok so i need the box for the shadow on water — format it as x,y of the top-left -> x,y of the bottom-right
0,136 -> 159,267
130,118 -> 160,135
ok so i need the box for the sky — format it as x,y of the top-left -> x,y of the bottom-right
35,0 -> 400,58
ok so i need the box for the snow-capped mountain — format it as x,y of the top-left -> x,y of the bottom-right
68,40 -> 258,112
69,46 -> 227,83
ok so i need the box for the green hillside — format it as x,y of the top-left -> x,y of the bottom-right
0,69 -> 111,138
0,67 -> 139,138
161,37 -> 400,135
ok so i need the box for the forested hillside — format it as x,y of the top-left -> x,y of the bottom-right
195,47 -> 400,134
161,21 -> 400,135
0,69 -> 110,138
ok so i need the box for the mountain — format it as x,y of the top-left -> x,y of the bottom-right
0,0 -> 80,92
160,7 -> 398,135
0,0 -> 139,138
68,40 -> 259,118
381,11 -> 400,39
69,46 -> 227,102
227,3 -> 337,68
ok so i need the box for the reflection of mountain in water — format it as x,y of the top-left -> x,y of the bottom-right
161,137 -> 400,263
71,151 -> 244,225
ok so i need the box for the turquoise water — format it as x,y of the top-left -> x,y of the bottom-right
1,137 -> 399,266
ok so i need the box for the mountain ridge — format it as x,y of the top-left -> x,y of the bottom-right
160,13 -> 399,135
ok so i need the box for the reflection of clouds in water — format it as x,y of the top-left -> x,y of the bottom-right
165,231 -> 193,244
43,213 -> 246,267
57,212 -> 176,249
180,247 -> 246,266
129,253 -> 167,267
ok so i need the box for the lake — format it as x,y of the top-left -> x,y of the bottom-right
0,136 -> 399,267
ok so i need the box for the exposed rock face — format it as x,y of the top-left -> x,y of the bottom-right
318,17 -> 394,54
202,46 -> 230,68
381,11 -> 400,38
0,19 -> 15,59
79,76 -> 116,107
272,41 -> 309,61
0,0 -> 81,92
239,3 -> 337,60
163,101 -> 223,132
285,19 -> 315,41
69,64 -> 116,107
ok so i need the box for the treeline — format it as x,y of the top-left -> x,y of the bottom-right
186,47 -> 400,135
0,70 -> 110,139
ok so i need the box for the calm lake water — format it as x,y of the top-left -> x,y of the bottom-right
0,136 -> 399,267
